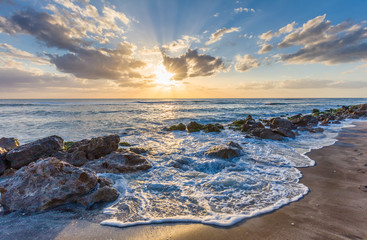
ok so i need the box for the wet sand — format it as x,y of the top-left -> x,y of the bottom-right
2,122 -> 367,240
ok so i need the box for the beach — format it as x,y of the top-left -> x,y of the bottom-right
48,121 -> 366,239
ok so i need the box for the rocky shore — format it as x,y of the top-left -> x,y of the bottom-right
0,103 -> 366,216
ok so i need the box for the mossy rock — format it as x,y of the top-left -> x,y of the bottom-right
203,124 -> 221,133
167,123 -> 186,131
230,119 -> 246,126
64,141 -> 74,151
187,121 -> 204,133
214,123 -> 224,130
312,108 -> 320,113
119,142 -> 131,147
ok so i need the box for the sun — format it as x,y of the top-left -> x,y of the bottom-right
154,64 -> 175,86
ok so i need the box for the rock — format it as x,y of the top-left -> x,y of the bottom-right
270,118 -> 296,130
0,137 -> 20,151
166,123 -> 186,131
67,134 -> 120,160
6,135 -> 64,169
205,142 -> 242,159
241,122 -> 264,132
83,149 -> 152,174
250,128 -> 284,141
97,177 -> 113,187
273,127 -> 296,138
187,122 -> 204,133
0,168 -> 16,178
0,156 -> 6,176
76,186 -> 118,208
291,115 -> 318,127
129,147 -> 148,154
314,127 -> 324,133
0,157 -> 98,212
203,124 -> 221,133
227,141 -> 243,150
333,120 -> 341,124
52,150 -> 87,167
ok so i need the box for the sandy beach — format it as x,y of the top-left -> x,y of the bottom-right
1,121 -> 366,240
51,121 -> 367,240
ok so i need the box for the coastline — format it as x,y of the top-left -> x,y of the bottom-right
1,121 -> 366,239
51,121 -> 367,239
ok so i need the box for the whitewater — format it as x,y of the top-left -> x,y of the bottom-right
0,98 -> 366,228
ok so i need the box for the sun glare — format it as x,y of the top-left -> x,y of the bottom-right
154,64 -> 175,86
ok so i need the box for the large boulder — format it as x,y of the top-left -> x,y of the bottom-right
6,136 -> 64,169
204,141 -> 243,159
83,149 -> 152,174
250,128 -> 284,141
0,137 -> 20,151
52,150 -> 88,167
269,118 -> 296,130
0,157 -> 98,212
291,115 -> 318,127
66,134 -> 120,160
273,127 -> 296,139
203,124 -> 222,133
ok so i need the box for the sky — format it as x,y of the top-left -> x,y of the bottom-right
0,0 -> 367,98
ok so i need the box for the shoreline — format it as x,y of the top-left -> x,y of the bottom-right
1,121 -> 366,239
52,121 -> 367,239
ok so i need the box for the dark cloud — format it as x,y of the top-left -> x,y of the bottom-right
162,49 -> 227,80
49,42 -> 146,80
0,8 -> 148,81
0,8 -> 88,51
276,15 -> 367,64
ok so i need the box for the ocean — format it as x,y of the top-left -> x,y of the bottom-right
1,98 -> 366,227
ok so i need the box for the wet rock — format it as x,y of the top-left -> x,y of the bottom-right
83,149 -> 152,174
166,123 -> 186,131
291,115 -> 318,127
129,147 -> 148,154
187,122 -> 204,133
0,137 -> 20,151
269,118 -> 296,130
250,128 -> 284,141
203,124 -> 222,133
76,186 -> 118,208
241,122 -> 264,132
227,141 -> 243,150
67,134 -> 120,160
0,156 -> 6,176
6,135 -> 64,169
273,127 -> 296,138
52,150 -> 87,167
314,127 -> 324,133
97,177 -> 113,187
205,142 -> 242,159
0,157 -> 97,212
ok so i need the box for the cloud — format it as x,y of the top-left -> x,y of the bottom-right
213,13 -> 219,17
161,49 -> 227,80
235,54 -> 260,72
49,42 -> 146,80
239,78 -> 367,89
259,22 -> 296,41
278,15 -> 331,48
161,35 -> 200,54
0,8 -> 88,51
205,27 -> 240,45
0,43 -> 49,65
0,7 -> 149,82
277,15 -> 367,64
234,7 -> 255,13
258,44 -> 273,54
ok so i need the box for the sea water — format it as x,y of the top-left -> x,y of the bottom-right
0,98 -> 366,227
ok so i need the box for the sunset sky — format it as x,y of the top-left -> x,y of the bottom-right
0,0 -> 367,98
